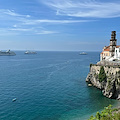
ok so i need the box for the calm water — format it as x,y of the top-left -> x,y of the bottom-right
0,51 -> 118,120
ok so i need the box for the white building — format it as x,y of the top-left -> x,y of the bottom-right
100,31 -> 120,61
114,47 -> 120,60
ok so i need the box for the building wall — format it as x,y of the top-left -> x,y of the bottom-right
100,51 -> 110,61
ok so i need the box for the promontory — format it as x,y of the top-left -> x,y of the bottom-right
86,31 -> 120,99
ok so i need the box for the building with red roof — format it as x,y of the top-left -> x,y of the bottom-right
100,31 -> 119,61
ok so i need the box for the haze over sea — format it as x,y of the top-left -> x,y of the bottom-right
0,51 -> 118,120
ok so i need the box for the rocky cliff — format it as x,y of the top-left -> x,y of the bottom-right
86,61 -> 120,99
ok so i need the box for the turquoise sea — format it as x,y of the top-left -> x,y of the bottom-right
0,51 -> 119,120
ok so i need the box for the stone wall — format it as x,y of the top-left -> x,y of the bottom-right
97,60 -> 120,66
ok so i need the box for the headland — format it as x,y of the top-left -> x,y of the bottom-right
86,31 -> 120,99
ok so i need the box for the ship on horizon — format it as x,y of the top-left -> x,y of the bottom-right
79,52 -> 87,55
0,50 -> 16,56
24,51 -> 37,54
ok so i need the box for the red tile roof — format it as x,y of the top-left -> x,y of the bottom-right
101,45 -> 120,54
116,45 -> 120,48
104,46 -> 110,51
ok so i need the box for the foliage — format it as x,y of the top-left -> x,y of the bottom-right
88,105 -> 120,120
90,64 -> 93,68
98,66 -> 107,82
118,70 -> 120,74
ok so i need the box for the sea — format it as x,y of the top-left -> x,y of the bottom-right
0,51 -> 119,120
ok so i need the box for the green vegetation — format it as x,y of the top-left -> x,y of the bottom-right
99,66 -> 107,82
118,70 -> 120,74
108,79 -> 111,85
88,105 -> 120,120
90,64 -> 93,67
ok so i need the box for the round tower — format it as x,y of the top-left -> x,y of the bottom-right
109,31 -> 117,57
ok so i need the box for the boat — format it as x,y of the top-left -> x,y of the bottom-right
88,84 -> 92,87
79,52 -> 87,55
24,51 -> 37,54
0,50 -> 16,56
12,98 -> 17,102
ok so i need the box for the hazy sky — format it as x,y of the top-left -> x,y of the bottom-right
0,0 -> 120,51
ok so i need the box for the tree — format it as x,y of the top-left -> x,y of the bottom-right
99,66 -> 107,82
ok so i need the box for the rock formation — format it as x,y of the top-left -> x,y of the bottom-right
86,61 -> 120,99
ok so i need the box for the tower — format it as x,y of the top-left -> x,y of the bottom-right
109,31 -> 117,57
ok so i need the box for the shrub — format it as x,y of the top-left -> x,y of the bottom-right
118,70 -> 120,74
88,105 -> 120,120
90,64 -> 93,67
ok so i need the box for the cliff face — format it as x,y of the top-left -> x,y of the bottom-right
86,63 -> 120,99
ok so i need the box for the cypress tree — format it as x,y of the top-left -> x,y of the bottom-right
99,66 -> 107,82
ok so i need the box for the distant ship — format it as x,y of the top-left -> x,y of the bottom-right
24,51 -> 37,54
0,50 -> 16,56
79,52 -> 87,55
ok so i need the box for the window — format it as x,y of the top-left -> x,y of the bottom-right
114,42 -> 116,45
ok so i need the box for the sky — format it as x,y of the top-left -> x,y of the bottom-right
0,0 -> 120,51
